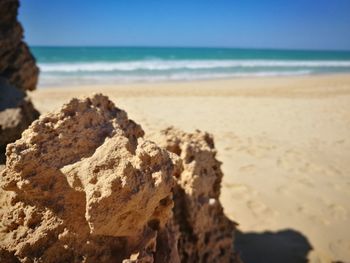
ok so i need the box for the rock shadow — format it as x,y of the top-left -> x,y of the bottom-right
235,229 -> 312,263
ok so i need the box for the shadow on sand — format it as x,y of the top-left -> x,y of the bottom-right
235,229 -> 313,263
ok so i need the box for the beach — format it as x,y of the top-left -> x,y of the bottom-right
1,0 -> 349,261
29,74 -> 350,262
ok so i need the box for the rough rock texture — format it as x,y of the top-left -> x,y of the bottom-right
157,127 -> 237,263
0,94 -> 240,262
0,79 -> 40,162
0,94 -> 181,263
0,0 -> 40,162
0,0 -> 39,92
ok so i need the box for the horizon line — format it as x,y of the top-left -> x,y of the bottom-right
27,45 -> 350,53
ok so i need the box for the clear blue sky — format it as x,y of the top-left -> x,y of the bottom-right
19,0 -> 350,50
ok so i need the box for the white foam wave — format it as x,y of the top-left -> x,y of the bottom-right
38,60 -> 350,73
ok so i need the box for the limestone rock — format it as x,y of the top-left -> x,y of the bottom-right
0,94 -> 181,263
0,0 -> 39,92
0,94 -> 241,262
0,80 -> 39,162
157,127 -> 237,263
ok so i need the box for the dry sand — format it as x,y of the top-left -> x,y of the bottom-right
30,74 -> 350,263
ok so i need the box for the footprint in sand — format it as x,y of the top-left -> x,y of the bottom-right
328,203 -> 348,220
276,157 -> 295,172
276,185 -> 290,195
301,163 -> 340,178
277,148 -> 340,180
224,146 -> 232,151
247,200 -> 277,217
247,200 -> 266,213
334,139 -> 346,145
297,204 -> 330,225
329,239 -> 350,257
226,183 -> 253,200
327,165 -> 343,176
297,177 -> 314,188
234,136 -> 277,158
238,164 -> 256,173
328,182 -> 344,192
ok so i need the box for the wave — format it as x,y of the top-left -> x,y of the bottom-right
38,59 -> 350,73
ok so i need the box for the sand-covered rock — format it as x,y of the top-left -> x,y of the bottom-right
0,94 -> 181,263
157,127 -> 236,263
0,80 -> 39,163
0,0 -> 39,92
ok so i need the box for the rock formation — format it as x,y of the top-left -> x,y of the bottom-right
0,0 -> 40,162
0,94 -> 239,262
0,94 -> 181,262
0,0 -> 39,92
157,127 -> 237,263
0,80 -> 39,163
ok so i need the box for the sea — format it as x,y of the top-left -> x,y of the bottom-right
30,47 -> 350,87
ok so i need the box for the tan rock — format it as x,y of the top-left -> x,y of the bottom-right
0,94 -> 180,263
0,95 -> 241,262
157,127 -> 238,263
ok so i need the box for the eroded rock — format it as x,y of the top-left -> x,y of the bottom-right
0,95 -> 240,262
0,94 -> 181,263
0,0 -> 39,92
157,127 -> 237,263
0,0 -> 40,162
0,80 -> 39,163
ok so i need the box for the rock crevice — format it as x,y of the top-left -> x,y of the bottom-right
157,127 -> 236,263
0,95 -> 239,263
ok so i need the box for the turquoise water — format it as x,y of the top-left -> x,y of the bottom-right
30,47 -> 350,87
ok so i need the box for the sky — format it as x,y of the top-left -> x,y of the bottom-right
19,0 -> 350,50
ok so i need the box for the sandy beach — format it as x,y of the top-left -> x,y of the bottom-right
29,74 -> 350,262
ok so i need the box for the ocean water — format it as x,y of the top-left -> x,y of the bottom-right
30,47 -> 350,87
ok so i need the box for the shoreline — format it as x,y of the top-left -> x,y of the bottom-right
37,72 -> 350,90
31,74 -> 350,115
